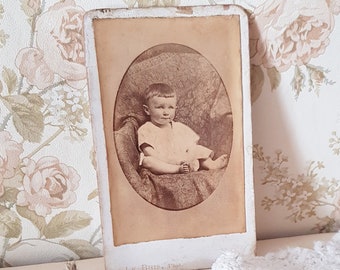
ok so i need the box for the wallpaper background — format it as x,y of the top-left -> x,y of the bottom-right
0,0 -> 339,267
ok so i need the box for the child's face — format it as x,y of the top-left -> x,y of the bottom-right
144,96 -> 177,127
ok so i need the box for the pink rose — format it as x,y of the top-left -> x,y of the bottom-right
328,0 -> 340,15
15,48 -> 54,90
36,0 -> 86,89
0,132 -> 24,197
17,157 -> 80,216
250,0 -> 334,72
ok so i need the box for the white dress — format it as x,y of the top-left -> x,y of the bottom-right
137,121 -> 212,171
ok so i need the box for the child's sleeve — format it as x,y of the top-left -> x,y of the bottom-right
137,123 -> 154,152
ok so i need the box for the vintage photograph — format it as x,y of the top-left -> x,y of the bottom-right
93,13 -> 246,246
114,43 -> 233,211
85,5 -> 255,269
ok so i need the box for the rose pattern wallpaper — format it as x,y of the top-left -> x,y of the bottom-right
0,0 -> 339,267
0,0 -> 101,267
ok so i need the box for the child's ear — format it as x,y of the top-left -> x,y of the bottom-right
143,104 -> 150,115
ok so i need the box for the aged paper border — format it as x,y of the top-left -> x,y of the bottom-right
85,5 -> 255,270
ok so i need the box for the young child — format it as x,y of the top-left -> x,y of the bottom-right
138,83 -> 229,175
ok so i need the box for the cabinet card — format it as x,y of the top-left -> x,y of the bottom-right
84,5 -> 255,270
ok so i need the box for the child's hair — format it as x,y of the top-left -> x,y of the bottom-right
143,83 -> 176,105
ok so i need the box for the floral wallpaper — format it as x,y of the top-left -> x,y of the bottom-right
0,0 -> 340,267
248,0 -> 340,239
0,0 -> 101,267
249,0 -> 338,100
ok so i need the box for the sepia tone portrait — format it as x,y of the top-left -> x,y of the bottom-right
114,43 -> 232,210
93,14 -> 246,246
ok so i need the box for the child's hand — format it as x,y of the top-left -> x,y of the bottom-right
179,161 -> 190,174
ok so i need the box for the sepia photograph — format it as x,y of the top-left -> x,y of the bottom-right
85,5 -> 255,269
114,43 -> 233,211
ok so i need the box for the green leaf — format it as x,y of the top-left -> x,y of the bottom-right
22,93 -> 44,108
3,94 -> 44,142
291,66 -> 305,99
123,0 -> 137,8
0,188 -> 20,204
267,67 -> 281,91
20,0 -> 41,17
2,67 -> 18,94
87,189 -> 98,201
250,64 -> 264,103
20,0 -> 35,17
16,205 -> 47,233
44,211 -> 92,239
0,205 -> 22,238
60,239 -> 101,259
0,29 -> 9,48
12,106 -> 44,143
